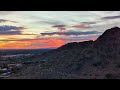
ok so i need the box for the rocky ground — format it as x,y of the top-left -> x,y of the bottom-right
1,27 -> 120,79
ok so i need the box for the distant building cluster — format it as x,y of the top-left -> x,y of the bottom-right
1,54 -> 34,60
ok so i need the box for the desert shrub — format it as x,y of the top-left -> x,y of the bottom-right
105,73 -> 114,79
99,54 -> 106,58
75,66 -> 81,71
87,50 -> 94,54
92,61 -> 102,67
11,67 -> 21,73
116,64 -> 120,68
75,63 -> 82,71
83,73 -> 87,76
40,61 -> 56,69
66,64 -> 72,68
118,51 -> 120,55
95,74 -> 99,77
0,70 -> 5,74
90,74 -> 92,76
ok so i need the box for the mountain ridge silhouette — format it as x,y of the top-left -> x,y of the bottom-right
7,26 -> 120,79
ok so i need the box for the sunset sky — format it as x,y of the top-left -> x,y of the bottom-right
0,11 -> 120,49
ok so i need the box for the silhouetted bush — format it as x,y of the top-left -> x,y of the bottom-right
116,64 -> 120,68
83,73 -> 87,76
90,74 -> 92,76
92,61 -> 102,67
105,73 -> 114,79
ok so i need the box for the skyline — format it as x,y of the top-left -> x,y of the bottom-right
0,11 -> 120,49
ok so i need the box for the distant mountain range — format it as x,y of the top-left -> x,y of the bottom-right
8,27 -> 120,79
0,49 -> 53,55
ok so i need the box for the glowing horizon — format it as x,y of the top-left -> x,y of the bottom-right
0,11 -> 119,49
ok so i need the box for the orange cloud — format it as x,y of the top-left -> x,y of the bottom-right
0,36 -> 96,49
0,38 -> 67,49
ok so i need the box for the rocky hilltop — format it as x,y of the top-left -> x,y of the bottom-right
7,27 -> 120,79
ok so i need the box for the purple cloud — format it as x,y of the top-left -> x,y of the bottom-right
41,31 -> 100,36
81,22 -> 97,25
102,15 -> 120,19
0,25 -> 26,35
52,25 -> 67,31
52,23 -> 93,31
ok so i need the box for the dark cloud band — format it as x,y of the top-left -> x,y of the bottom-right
0,19 -> 17,23
102,15 -> 120,19
0,25 -> 26,35
41,31 -> 100,36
